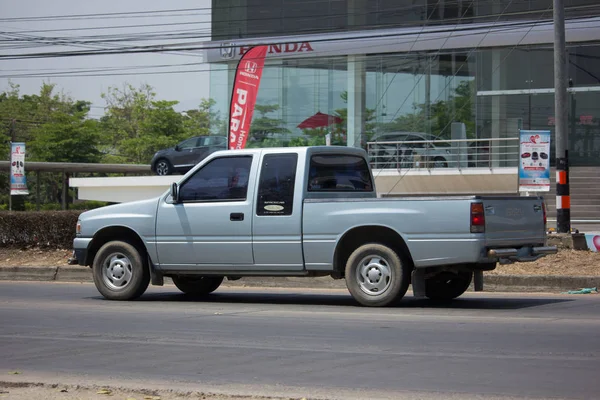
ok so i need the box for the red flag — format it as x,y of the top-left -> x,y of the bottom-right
228,45 -> 267,150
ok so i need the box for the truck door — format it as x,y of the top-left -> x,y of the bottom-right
155,155 -> 257,269
252,152 -> 304,270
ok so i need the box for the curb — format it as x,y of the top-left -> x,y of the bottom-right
0,266 -> 598,293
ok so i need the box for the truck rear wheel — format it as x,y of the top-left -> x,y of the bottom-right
425,271 -> 472,301
172,276 -> 223,296
92,240 -> 150,300
345,243 -> 410,307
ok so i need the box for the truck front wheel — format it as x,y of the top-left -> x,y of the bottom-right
345,243 -> 410,307
172,276 -> 223,296
425,271 -> 472,301
92,241 -> 150,300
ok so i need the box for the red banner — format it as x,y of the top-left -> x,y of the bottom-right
228,45 -> 267,150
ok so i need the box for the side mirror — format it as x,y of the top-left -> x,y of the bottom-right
171,182 -> 179,203
174,145 -> 180,151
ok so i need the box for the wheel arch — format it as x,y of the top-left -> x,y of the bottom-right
87,226 -> 149,268
333,225 -> 414,279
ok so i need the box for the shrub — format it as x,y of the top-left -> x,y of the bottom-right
0,210 -> 82,249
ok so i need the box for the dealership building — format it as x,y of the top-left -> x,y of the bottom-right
205,1 -> 600,168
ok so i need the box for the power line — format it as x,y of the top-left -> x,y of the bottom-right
1,16 -> 581,61
1,3 -> 597,42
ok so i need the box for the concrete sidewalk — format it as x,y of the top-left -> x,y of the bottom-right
0,266 -> 598,293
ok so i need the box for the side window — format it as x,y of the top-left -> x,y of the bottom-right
256,153 -> 298,216
205,136 -> 226,146
179,156 -> 252,202
178,137 -> 199,150
308,154 -> 373,192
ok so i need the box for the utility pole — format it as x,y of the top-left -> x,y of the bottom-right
554,0 -> 570,233
8,119 -> 15,212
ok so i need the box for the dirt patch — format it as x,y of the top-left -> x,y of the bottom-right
0,381 -> 298,400
0,247 -> 598,277
486,249 -> 600,276
0,248 -> 73,268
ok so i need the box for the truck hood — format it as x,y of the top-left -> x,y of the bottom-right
78,197 -> 161,237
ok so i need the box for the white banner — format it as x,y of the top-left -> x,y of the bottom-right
10,142 -> 28,195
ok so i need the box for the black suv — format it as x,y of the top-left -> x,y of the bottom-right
151,135 -> 228,175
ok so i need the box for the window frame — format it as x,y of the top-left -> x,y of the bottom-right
177,155 -> 253,203
255,153 -> 299,217
307,154 -> 374,193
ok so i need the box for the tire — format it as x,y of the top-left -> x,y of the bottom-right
345,243 -> 410,307
433,157 -> 448,168
172,276 -> 224,296
154,158 -> 173,176
425,271 -> 472,301
92,241 -> 150,300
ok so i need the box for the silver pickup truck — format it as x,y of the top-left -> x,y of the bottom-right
72,146 -> 556,307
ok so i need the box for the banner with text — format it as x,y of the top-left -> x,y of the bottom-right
10,142 -> 29,195
518,130 -> 551,192
228,45 -> 267,150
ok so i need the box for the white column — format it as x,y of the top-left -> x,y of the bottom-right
491,50 -> 505,168
347,55 -> 366,148
347,0 -> 367,148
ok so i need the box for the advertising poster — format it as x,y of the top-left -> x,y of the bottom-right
518,130 -> 551,192
585,233 -> 600,253
10,142 -> 29,195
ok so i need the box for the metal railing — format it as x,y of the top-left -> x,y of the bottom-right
367,137 -> 520,170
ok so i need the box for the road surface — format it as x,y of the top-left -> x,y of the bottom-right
1,281 -> 599,399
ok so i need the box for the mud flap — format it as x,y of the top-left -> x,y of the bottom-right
148,256 -> 164,286
411,269 -> 427,299
474,270 -> 484,291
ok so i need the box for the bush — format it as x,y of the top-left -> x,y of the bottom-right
0,210 -> 82,249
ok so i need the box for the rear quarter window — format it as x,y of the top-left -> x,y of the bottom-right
308,154 -> 373,192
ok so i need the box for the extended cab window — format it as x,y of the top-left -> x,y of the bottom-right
256,153 -> 298,216
179,156 -> 252,202
308,154 -> 373,192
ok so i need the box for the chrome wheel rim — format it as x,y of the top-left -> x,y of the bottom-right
156,161 -> 170,175
356,255 -> 392,296
102,252 -> 133,291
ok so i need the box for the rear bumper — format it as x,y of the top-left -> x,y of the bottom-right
486,245 -> 558,264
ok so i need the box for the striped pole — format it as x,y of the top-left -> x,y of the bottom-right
554,0 -> 570,233
556,154 -> 570,233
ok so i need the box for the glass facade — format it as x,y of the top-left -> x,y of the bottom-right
208,1 -> 600,166
212,0 -> 600,40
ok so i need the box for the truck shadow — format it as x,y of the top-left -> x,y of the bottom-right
136,290 -> 573,310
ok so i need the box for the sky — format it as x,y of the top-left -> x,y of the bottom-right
0,0 -> 212,119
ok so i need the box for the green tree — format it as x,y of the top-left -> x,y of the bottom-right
378,80 -> 476,139
100,83 -> 185,164
0,82 -> 103,209
249,104 -> 290,143
183,98 -> 226,137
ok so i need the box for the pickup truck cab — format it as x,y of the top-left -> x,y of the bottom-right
72,146 -> 556,307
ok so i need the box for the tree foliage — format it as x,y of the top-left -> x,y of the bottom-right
378,80 -> 476,139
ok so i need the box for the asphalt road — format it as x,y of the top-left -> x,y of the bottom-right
1,282 -> 599,400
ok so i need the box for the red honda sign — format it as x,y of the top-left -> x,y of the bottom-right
228,45 -> 267,150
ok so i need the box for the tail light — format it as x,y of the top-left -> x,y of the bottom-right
471,203 -> 485,233
542,201 -> 547,226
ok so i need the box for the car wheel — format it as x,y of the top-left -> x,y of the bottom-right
345,243 -> 410,307
172,276 -> 224,296
92,241 -> 150,300
433,157 -> 448,168
425,271 -> 472,301
154,158 -> 173,176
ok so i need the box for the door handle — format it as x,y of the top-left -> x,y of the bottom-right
230,212 -> 244,221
